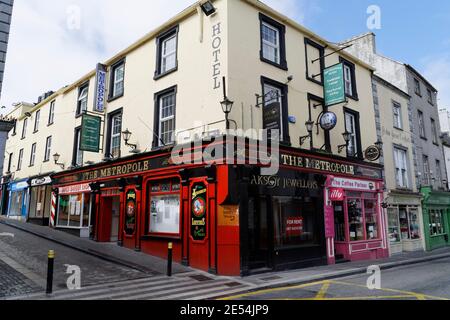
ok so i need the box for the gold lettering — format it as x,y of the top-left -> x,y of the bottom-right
143,161 -> 150,171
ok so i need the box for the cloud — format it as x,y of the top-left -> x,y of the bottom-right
422,55 -> 450,109
262,0 -> 321,25
0,0 -> 312,112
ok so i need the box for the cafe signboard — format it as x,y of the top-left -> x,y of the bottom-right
80,114 -> 101,153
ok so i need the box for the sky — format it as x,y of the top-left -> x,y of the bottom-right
1,0 -> 450,113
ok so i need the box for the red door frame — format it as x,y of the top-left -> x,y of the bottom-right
97,189 -> 121,243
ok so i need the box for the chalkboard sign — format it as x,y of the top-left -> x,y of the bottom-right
191,183 -> 207,241
263,102 -> 281,131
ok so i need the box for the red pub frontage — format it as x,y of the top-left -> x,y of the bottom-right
51,138 -> 388,276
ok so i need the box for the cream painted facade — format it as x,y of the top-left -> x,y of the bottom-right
3,0 -> 380,222
373,76 -> 425,254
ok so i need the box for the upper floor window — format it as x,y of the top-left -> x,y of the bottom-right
153,87 -> 177,148
427,88 -> 434,105
259,13 -> 287,70
431,118 -> 439,144
414,78 -> 421,96
436,160 -> 443,189
12,120 -> 16,136
305,38 -> 325,84
393,101 -> 403,129
155,26 -> 178,79
44,136 -> 52,162
418,111 -> 426,138
48,101 -> 55,125
17,149 -> 24,171
110,61 -> 125,99
107,111 -> 122,158
21,118 -> 27,139
344,109 -> 362,158
30,143 -> 36,167
422,155 -> 430,185
34,110 -> 40,133
73,128 -> 83,167
340,58 -> 358,100
76,83 -> 89,116
394,147 -> 409,189
7,153 -> 13,173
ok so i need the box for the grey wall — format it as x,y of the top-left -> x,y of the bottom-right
0,0 -> 13,98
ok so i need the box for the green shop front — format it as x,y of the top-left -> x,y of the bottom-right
421,187 -> 450,250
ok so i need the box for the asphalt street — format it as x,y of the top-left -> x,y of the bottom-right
221,258 -> 450,300
0,223 -> 147,298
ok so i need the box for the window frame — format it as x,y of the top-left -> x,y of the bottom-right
392,101 -> 403,130
72,127 -> 83,167
154,26 -> 179,80
344,107 -> 363,159
339,57 -> 359,100
393,146 -> 410,189
44,136 -> 52,162
29,143 -> 37,167
431,118 -> 439,145
48,100 -> 55,125
109,60 -> 125,101
304,38 -> 325,85
435,160 -> 443,189
7,152 -> 13,173
105,109 -> 123,159
418,110 -> 426,139
414,78 -> 421,96
21,118 -> 27,139
33,110 -> 40,133
259,13 -> 287,70
427,88 -> 434,105
17,148 -> 24,171
153,86 -> 177,149
145,177 -> 182,239
76,82 -> 89,117
422,155 -> 430,186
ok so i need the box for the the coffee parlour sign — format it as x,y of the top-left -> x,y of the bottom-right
281,154 -> 355,175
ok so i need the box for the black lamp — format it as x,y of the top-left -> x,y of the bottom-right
53,153 -> 65,169
122,128 -> 138,151
201,1 -> 216,16
300,120 -> 315,146
338,131 -> 352,153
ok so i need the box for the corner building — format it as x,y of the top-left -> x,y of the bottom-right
4,0 -> 387,275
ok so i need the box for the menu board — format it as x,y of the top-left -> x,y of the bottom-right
191,183 -> 207,241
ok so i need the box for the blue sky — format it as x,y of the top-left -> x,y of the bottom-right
1,0 -> 449,112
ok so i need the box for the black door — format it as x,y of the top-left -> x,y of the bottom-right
247,195 -> 274,271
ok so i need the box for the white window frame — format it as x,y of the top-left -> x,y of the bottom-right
17,149 -> 23,171
159,92 -> 176,147
110,114 -> 122,158
262,22 -> 280,64
112,64 -> 125,97
394,147 -> 409,188
45,136 -> 52,162
431,119 -> 438,144
436,160 -> 443,188
345,112 -> 358,156
30,143 -> 36,167
161,34 -> 177,74
423,156 -> 430,185
34,110 -> 40,132
21,118 -> 27,139
418,111 -> 426,138
343,64 -> 353,97
49,101 -> 55,125
393,102 -> 403,129
77,86 -> 88,115
75,129 -> 83,166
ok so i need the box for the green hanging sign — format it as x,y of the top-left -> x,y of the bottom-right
80,114 -> 101,153
324,63 -> 346,107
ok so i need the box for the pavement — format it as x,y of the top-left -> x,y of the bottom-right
2,216 -> 450,300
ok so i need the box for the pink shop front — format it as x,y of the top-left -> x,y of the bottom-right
324,176 -> 389,264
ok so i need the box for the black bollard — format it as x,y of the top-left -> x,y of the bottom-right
167,242 -> 173,277
46,250 -> 55,295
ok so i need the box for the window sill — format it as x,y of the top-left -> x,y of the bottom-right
420,136 -> 428,141
393,127 -> 404,132
260,57 -> 288,71
306,75 -> 323,86
33,130 -> 38,134
433,142 -> 440,147
346,94 -> 359,102
43,160 -> 50,163
415,92 -> 422,97
47,123 -> 54,127
154,67 -> 178,81
141,234 -> 181,241
107,93 -> 124,103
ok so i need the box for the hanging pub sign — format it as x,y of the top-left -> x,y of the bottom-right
319,111 -> 338,131
263,101 -> 281,132
80,114 -> 101,152
93,63 -> 107,112
125,190 -> 136,236
191,183 -> 207,242
324,63 -> 346,107
364,145 -> 382,162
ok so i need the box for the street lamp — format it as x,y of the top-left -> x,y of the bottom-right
53,153 -> 65,169
338,131 -> 352,154
122,128 -> 138,152
300,120 -> 315,146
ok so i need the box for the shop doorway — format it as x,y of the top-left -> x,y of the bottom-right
247,196 -> 273,271
98,196 -> 121,243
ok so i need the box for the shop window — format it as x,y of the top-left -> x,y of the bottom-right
334,202 -> 346,242
365,199 -> 378,240
272,196 -> 321,249
388,208 -> 401,243
429,209 -> 445,236
348,198 -> 364,241
57,193 -> 90,228
148,179 -> 181,236
29,186 -> 51,219
9,190 -> 24,217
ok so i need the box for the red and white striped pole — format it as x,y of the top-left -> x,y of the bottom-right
50,191 -> 57,228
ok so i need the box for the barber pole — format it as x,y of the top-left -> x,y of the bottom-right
50,192 -> 57,228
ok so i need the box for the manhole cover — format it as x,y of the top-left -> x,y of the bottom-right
190,275 -> 214,282
224,282 -> 242,288
260,276 -> 282,281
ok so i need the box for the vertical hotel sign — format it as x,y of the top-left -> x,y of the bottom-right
94,63 -> 107,112
324,63 -> 346,107
80,115 -> 101,152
